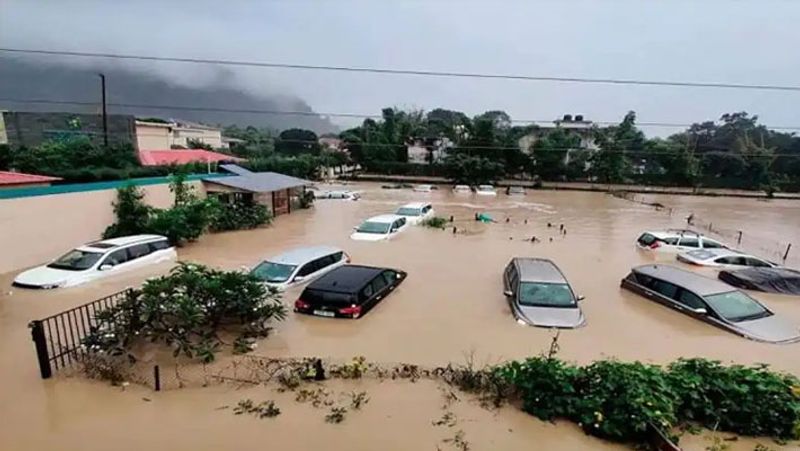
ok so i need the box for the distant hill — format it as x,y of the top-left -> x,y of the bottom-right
0,57 -> 338,134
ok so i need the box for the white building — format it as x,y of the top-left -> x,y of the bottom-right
135,119 -> 225,150
407,137 -> 453,164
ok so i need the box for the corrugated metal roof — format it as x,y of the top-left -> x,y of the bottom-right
219,164 -> 253,175
203,171 -> 311,193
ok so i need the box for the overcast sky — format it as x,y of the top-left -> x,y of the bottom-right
2,0 -> 800,134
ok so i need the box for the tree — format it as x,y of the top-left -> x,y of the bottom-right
0,144 -> 10,170
533,129 -> 581,180
103,184 -> 152,239
223,125 -> 276,158
644,137 -> 700,186
275,128 -> 320,155
591,111 -> 643,183
186,138 -> 214,151
443,152 -> 505,185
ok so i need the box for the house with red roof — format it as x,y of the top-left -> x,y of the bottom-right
0,171 -> 62,189
138,149 -> 244,166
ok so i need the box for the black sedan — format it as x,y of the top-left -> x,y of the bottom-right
294,265 -> 407,319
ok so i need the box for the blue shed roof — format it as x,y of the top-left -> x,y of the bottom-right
203,171 -> 311,193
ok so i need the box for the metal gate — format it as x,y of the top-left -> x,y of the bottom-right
28,289 -> 134,379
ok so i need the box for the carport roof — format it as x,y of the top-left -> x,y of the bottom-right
203,171 -> 311,193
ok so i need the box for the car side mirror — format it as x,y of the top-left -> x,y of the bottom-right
293,275 -> 305,283
693,307 -> 708,315
503,290 -> 514,297
99,264 -> 113,271
353,226 -> 358,231
577,295 -> 585,301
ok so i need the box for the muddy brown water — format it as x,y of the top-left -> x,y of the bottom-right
2,184 -> 799,450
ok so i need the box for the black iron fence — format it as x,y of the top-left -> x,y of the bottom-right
28,289 -> 134,379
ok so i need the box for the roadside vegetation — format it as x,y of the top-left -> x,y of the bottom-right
103,172 -> 272,244
83,262 -> 286,364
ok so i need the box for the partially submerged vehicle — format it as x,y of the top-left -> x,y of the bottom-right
503,258 -> 586,328
718,267 -> 800,295
394,202 -> 435,225
350,214 -> 408,241
621,264 -> 800,343
475,185 -> 497,196
314,190 -> 360,200
677,249 -> 778,269
452,185 -> 471,194
636,230 -> 726,253
413,184 -> 434,193
13,235 -> 176,289
249,245 -> 348,291
294,265 -> 407,318
506,186 -> 526,196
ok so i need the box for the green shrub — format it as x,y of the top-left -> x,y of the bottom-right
497,357 -> 578,421
147,199 -> 216,245
103,184 -> 152,239
210,201 -> 271,232
421,216 -> 449,229
668,358 -> 800,439
85,263 -> 286,363
572,360 -> 678,442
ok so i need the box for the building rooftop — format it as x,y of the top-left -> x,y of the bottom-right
0,171 -> 62,186
138,149 -> 244,166
203,171 -> 311,193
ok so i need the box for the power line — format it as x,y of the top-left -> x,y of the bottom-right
2,48 -> 800,93
3,97 -> 800,131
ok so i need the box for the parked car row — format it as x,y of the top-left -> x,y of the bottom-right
638,229 -> 779,269
414,184 -> 526,196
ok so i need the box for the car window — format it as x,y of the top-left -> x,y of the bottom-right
331,252 -> 344,263
102,249 -> 129,267
702,239 -> 723,249
518,283 -> 575,307
718,256 -> 746,265
382,270 -> 398,285
361,284 -> 374,301
634,272 -> 654,287
678,237 -> 699,248
297,261 -> 317,277
651,279 -> 679,299
637,233 -> 657,246
149,239 -> 170,252
676,290 -> 706,310
663,237 -> 680,245
371,274 -> 389,293
128,244 -> 152,260
747,257 -> 771,268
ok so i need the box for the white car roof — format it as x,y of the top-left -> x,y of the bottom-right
647,229 -> 703,239
364,214 -> 404,224
399,202 -> 430,209
267,245 -> 343,265
80,234 -> 168,251
477,185 -> 494,189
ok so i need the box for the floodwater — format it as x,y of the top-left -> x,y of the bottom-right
2,183 -> 799,451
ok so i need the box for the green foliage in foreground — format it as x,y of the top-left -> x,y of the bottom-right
421,216 -> 449,229
84,263 -> 286,363
496,356 -> 800,444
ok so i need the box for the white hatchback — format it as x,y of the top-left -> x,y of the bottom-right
315,190 -> 360,200
453,185 -> 471,194
249,245 -> 349,291
636,230 -> 727,253
677,249 -> 778,269
13,235 -> 177,289
394,202 -> 435,225
350,214 -> 408,241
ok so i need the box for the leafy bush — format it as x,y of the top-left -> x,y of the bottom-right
210,201 -> 271,232
85,263 -> 286,363
572,360 -> 678,442
421,216 -> 449,229
496,357 -> 579,421
103,184 -> 151,239
668,358 -> 800,439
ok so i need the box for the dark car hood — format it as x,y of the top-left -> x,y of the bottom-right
517,304 -> 586,329
732,314 -> 800,343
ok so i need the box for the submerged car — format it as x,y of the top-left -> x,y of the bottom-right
476,185 -> 497,196
636,230 -> 726,253
621,264 -> 800,343
503,258 -> 586,328
506,186 -> 526,196
350,214 -> 408,241
294,265 -> 407,318
249,246 -> 349,290
394,202 -> 435,225
677,249 -> 777,269
13,235 -> 176,289
413,184 -> 434,193
315,190 -> 360,200
453,185 -> 471,194
718,267 -> 800,295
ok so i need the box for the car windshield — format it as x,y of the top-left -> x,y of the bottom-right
396,207 -> 421,216
518,282 -> 576,307
47,249 -> 104,271
250,261 -> 297,283
704,291 -> 771,322
478,185 -> 493,190
357,221 -> 391,234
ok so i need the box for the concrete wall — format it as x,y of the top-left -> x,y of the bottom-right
172,127 -> 223,149
0,181 -> 201,274
136,122 -> 171,150
1,111 -> 137,148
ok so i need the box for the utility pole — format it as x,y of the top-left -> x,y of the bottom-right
99,73 -> 108,147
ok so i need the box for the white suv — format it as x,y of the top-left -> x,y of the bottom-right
394,202 -> 434,225
636,229 -> 727,253
249,245 -> 349,291
351,214 -> 408,241
13,235 -> 177,289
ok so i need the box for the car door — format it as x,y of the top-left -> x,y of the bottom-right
674,288 -> 708,315
676,236 -> 700,252
745,257 -> 773,268
306,254 -> 339,281
293,259 -> 320,283
644,277 -> 682,310
96,248 -> 131,280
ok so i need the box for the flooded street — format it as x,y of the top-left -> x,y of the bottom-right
2,183 -> 799,450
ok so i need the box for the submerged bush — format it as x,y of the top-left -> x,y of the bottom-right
85,263 -> 286,363
421,216 -> 449,229
668,358 -> 800,439
496,357 -> 578,421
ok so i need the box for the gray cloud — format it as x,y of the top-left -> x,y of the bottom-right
2,0 -> 799,134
